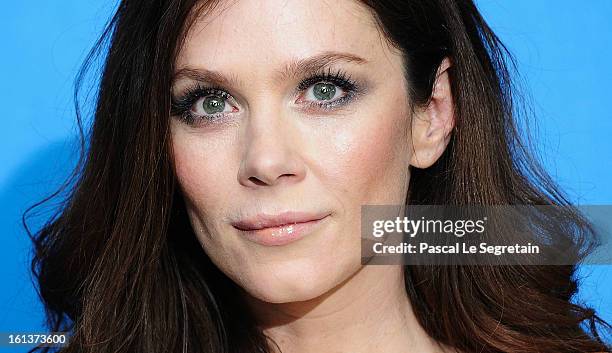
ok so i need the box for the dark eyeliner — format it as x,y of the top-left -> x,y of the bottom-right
171,84 -> 233,125
296,67 -> 362,111
171,67 -> 364,126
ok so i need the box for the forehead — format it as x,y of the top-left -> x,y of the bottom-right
176,0 -> 396,73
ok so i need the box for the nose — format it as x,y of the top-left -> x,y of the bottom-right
237,108 -> 306,188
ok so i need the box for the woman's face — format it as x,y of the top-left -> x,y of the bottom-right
171,0 -> 413,303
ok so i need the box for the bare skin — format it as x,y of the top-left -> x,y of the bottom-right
170,1 -> 455,352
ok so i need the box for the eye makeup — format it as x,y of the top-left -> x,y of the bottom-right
170,85 -> 236,125
294,67 -> 364,114
170,67 -> 367,126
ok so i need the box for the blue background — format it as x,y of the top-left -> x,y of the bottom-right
1,0 -> 610,350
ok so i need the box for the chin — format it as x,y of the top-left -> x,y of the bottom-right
237,257 -> 353,304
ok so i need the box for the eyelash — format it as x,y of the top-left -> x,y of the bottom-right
170,67 -> 361,126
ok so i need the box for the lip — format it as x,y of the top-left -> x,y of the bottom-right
231,211 -> 331,246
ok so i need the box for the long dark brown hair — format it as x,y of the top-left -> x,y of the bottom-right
24,0 -> 611,352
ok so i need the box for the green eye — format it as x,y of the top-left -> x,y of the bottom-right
312,82 -> 337,101
201,95 -> 226,114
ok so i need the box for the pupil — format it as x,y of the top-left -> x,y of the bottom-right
313,82 -> 336,101
202,96 -> 225,114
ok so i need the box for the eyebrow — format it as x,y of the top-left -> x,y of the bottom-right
172,51 -> 369,88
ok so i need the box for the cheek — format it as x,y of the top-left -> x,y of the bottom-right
170,129 -> 236,218
172,142 -> 209,207
170,129 -> 243,265
172,126 -> 231,190
315,103 -> 411,207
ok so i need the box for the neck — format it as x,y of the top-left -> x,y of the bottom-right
243,266 -> 447,353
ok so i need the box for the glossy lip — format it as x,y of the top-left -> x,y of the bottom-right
231,211 -> 331,246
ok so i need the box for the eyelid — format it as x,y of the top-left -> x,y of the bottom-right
171,84 -> 234,103
170,67 -> 366,125
170,84 -> 237,116
293,68 -> 367,112
289,66 -> 357,97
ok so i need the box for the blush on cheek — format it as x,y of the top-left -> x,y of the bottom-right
320,113 -> 410,206
171,130 -> 241,233
172,143 -> 200,198
171,135 -> 222,211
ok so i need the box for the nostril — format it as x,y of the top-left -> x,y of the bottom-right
247,173 -> 296,186
248,176 -> 268,186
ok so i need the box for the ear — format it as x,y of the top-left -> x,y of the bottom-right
409,57 -> 455,169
